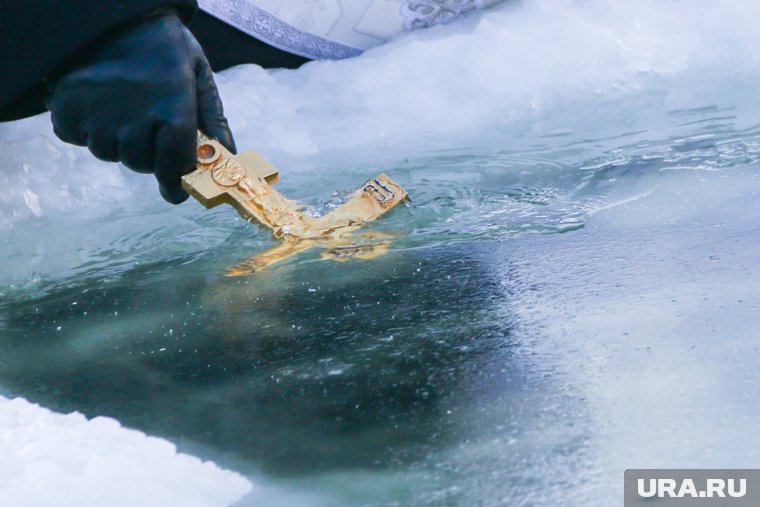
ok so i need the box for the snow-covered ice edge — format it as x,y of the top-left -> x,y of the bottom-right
0,396 -> 252,507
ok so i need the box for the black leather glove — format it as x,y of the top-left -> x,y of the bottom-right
45,11 -> 236,204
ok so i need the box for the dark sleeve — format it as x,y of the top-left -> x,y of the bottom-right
188,11 -> 309,72
0,0 -> 199,122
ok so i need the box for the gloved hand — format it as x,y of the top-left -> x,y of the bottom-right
45,10 -> 236,204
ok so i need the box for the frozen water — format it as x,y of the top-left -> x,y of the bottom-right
2,0 -> 760,287
2,0 -> 760,505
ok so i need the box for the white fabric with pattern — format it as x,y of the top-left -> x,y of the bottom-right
198,0 -> 505,60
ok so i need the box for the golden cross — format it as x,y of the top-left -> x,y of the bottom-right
182,132 -> 409,275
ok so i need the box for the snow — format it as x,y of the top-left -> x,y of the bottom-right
0,396 -> 251,507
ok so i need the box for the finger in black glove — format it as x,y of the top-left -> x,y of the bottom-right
46,11 -> 236,204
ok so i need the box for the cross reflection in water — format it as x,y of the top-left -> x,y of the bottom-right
0,243 -> 517,477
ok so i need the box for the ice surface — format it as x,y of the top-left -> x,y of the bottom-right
0,396 -> 251,507
215,0 -> 760,156
2,0 -> 760,286
2,0 -> 760,506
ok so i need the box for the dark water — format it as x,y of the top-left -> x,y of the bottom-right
2,242 -> 507,465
